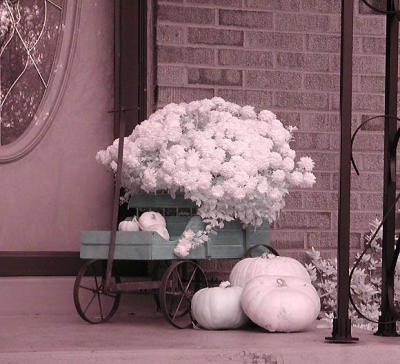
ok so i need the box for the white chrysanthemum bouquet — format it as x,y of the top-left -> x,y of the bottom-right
97,98 -> 316,257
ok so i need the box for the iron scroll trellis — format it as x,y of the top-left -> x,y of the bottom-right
327,0 -> 400,343
350,115 -> 400,326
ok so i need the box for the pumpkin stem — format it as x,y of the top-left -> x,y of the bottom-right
276,278 -> 287,287
261,253 -> 274,259
219,281 -> 231,288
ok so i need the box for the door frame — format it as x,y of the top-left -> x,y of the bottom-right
1,0 -> 154,276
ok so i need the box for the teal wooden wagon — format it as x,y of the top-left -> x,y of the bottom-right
74,193 -> 272,328
73,116 -> 273,329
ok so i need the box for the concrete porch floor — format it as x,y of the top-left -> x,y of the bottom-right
1,277 -> 400,364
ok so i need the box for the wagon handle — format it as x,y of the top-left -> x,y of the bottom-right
105,109 -> 127,292
244,244 -> 279,258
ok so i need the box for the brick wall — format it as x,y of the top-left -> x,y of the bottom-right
155,0 -> 389,276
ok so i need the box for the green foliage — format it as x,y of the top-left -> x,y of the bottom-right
305,218 -> 400,331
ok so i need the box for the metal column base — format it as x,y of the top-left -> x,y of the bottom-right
325,318 -> 359,343
375,319 -> 399,337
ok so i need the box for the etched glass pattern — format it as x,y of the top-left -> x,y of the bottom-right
0,0 -> 63,145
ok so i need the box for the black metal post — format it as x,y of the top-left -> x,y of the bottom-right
376,0 -> 399,337
325,0 -> 358,343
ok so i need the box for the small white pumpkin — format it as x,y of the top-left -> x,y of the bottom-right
240,275 -> 320,332
118,217 -> 140,231
191,281 -> 248,330
138,211 -> 166,230
229,253 -> 311,287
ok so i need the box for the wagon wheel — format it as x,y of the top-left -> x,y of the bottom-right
245,244 -> 279,258
73,259 -> 121,324
159,260 -> 208,329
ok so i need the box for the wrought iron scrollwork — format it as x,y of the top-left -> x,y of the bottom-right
360,0 -> 400,17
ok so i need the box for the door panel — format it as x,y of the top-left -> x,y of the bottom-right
0,1 -> 114,252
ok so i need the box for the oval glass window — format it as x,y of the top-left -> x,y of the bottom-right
0,0 -> 80,162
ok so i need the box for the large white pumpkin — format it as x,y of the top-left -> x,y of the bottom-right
138,211 -> 166,229
240,275 -> 320,332
229,254 -> 311,287
191,281 -> 248,330
138,211 -> 169,240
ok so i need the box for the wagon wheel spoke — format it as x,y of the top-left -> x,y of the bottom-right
175,268 -> 185,292
102,291 -> 118,298
168,292 -> 186,316
73,260 -> 121,324
165,291 -> 184,296
183,267 -> 198,296
79,285 -> 96,292
187,267 -> 198,288
83,292 -> 97,314
171,293 -> 187,322
165,284 -> 187,315
97,292 -> 104,321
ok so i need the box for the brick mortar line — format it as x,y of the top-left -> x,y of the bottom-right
158,89 -> 388,106
155,101 -> 387,116
157,41 -> 391,59
286,208 -> 341,212
157,21 -> 385,37
268,107 -> 331,113
159,2 -> 244,11
262,88 -> 334,94
244,48 -> 385,57
352,152 -> 388,156
157,85 -> 215,89
157,23 -> 386,39
157,22 -> 247,32
156,44 -> 389,62
289,187 -> 336,195
297,130 -> 383,135
294,149 -> 366,154
289,189 -> 337,192
274,10 -> 340,16
354,209 -> 385,213
300,71 -> 383,78
159,64 -> 254,70
159,22 -> 343,35
277,208 -> 334,212
346,53 -> 386,58
157,67 -> 372,77
270,230 -> 328,233
163,2 -> 340,15
159,22 -> 337,35
158,2 -> 371,17
157,43 -> 244,49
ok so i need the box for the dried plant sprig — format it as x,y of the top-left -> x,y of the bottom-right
305,218 -> 400,331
